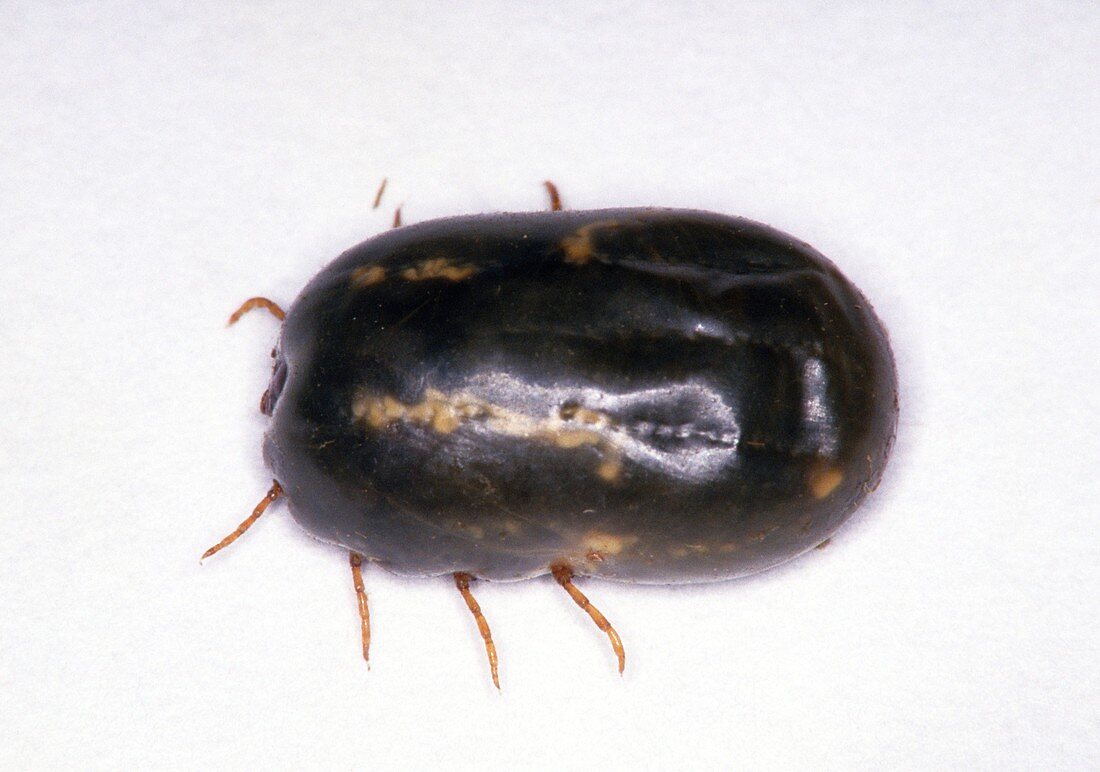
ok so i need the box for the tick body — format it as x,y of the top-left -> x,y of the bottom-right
212,201 -> 898,683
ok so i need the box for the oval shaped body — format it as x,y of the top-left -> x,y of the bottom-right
263,209 -> 898,583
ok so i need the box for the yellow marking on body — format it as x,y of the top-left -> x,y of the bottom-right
352,389 -> 623,480
400,258 -> 477,282
582,531 -> 638,557
596,454 -> 622,482
559,404 -> 612,426
560,220 -> 619,265
351,265 -> 387,287
808,466 -> 845,499
749,525 -> 780,543
353,391 -> 481,434
551,428 -> 602,448
453,521 -> 485,540
670,542 -> 709,558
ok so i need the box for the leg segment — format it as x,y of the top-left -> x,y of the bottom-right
372,177 -> 388,209
350,553 -> 371,666
392,205 -> 403,228
544,180 -> 563,211
228,297 -> 286,325
454,572 -> 500,689
201,481 -> 283,561
551,563 -> 625,674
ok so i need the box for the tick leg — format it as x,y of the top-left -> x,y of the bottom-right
350,553 -> 371,666
370,175 -> 400,227
551,563 -> 625,674
201,481 -> 283,561
453,572 -> 500,689
372,177 -> 388,209
227,297 -> 286,325
543,180 -> 563,211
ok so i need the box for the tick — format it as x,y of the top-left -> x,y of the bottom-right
204,182 -> 899,688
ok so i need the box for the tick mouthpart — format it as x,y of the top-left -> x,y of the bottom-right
261,357 -> 288,416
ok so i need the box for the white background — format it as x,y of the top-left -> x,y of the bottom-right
2,2 -> 1097,770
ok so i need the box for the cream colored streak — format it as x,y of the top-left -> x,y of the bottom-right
352,389 -> 622,479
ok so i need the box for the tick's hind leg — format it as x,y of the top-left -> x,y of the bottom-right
543,180 -> 564,211
551,563 -> 625,674
454,573 -> 500,689
350,553 -> 371,666
201,481 -> 283,561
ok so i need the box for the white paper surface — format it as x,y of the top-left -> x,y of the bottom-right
1,2 -> 1096,769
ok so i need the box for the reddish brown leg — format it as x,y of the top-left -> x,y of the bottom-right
392,205 -> 403,228
454,572 -> 500,689
227,297 -> 286,325
551,563 -> 625,674
544,180 -> 563,211
350,553 -> 371,667
201,481 -> 283,561
372,177 -> 388,209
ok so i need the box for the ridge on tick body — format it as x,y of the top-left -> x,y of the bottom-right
205,182 -> 899,688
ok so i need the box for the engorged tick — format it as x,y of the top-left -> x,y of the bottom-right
203,181 -> 899,688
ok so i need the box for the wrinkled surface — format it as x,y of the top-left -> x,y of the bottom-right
263,209 -> 898,582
